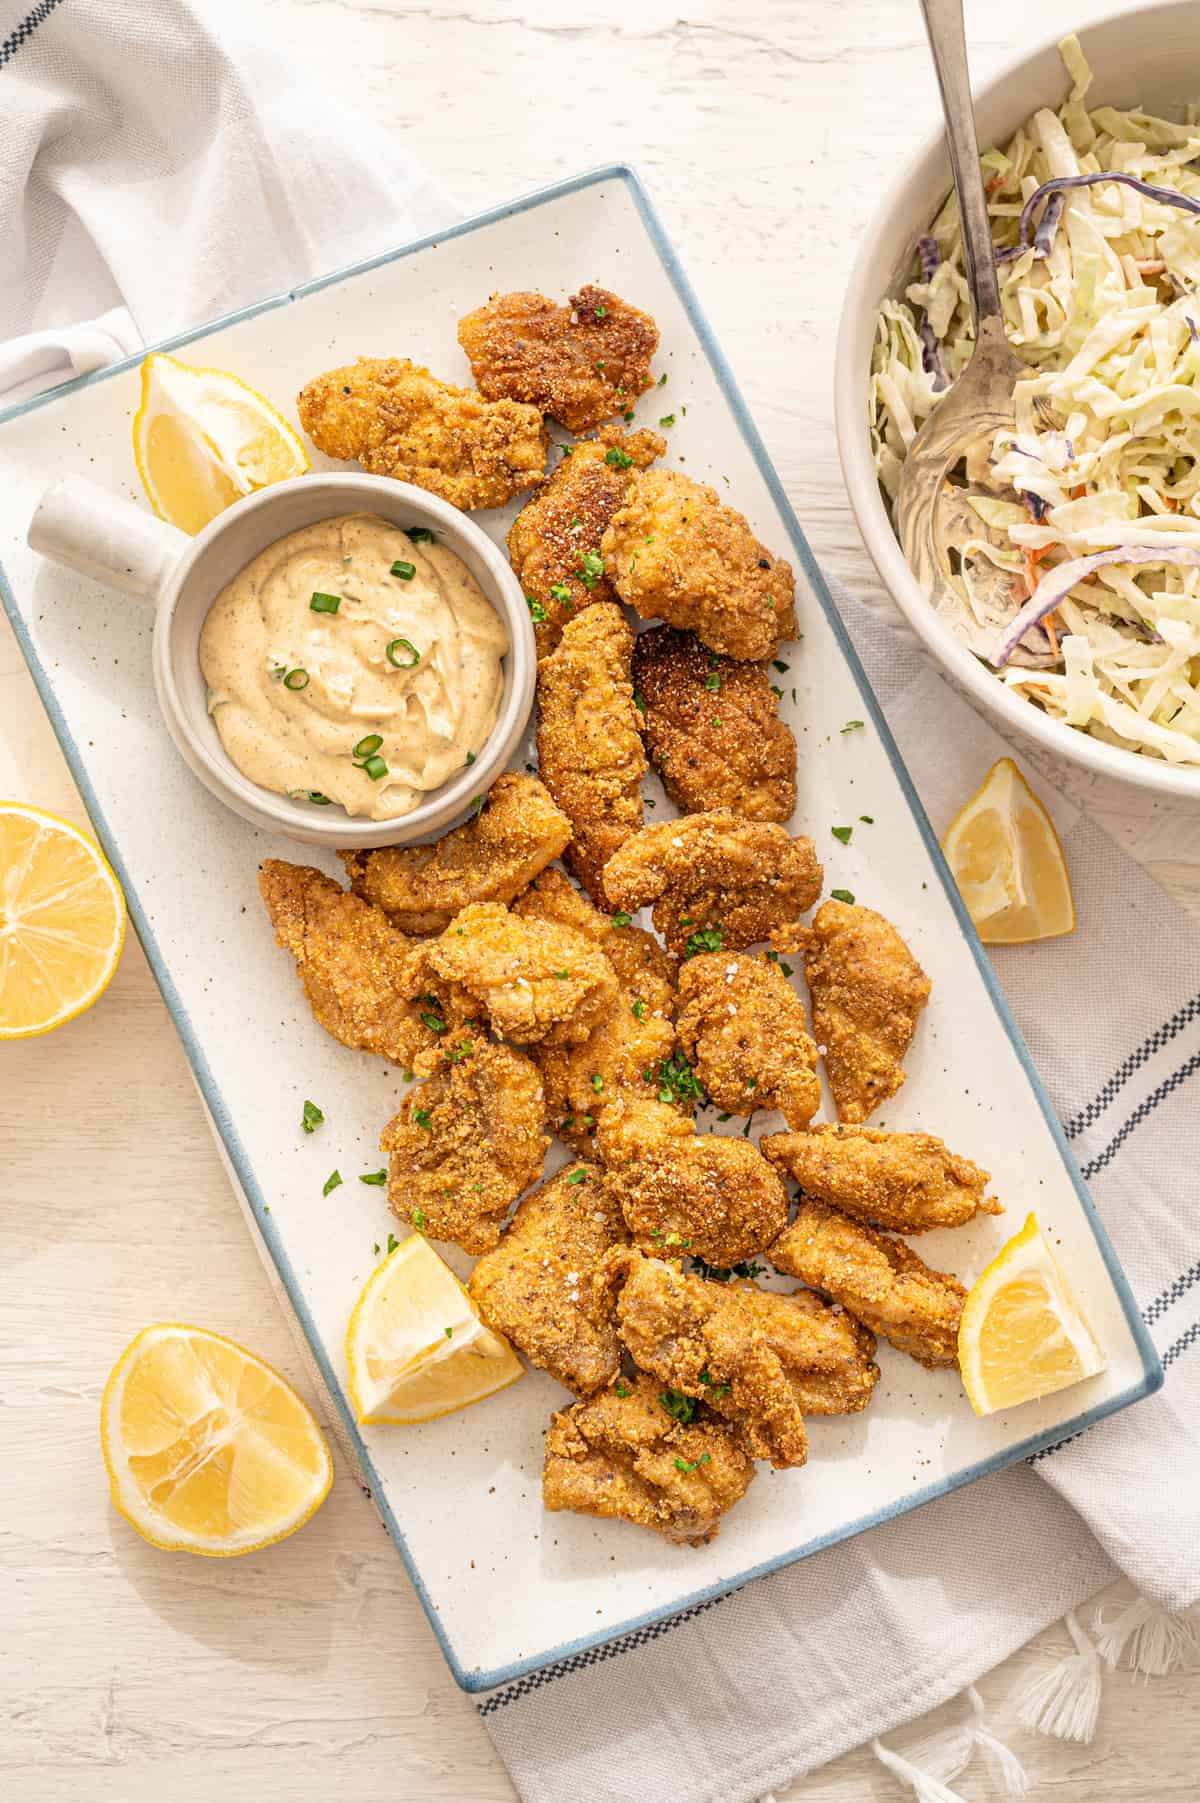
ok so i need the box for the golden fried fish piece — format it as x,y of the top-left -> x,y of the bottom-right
676,951 -> 820,1129
379,1042 -> 547,1255
761,1125 -> 1001,1233
507,427 -> 665,658
602,810 -> 823,960
513,871 -> 676,1155
458,285 -> 659,432
340,774 -> 571,934
603,1249 -> 808,1468
469,1162 -> 628,1395
602,469 -> 798,661
403,900 -> 619,1046
596,1098 -> 789,1269
258,860 -> 444,1073
296,356 -> 547,510
543,1372 -> 755,1545
536,603 -> 647,907
770,1199 -> 965,1369
799,899 -> 931,1124
631,625 -> 797,820
728,1282 -> 880,1416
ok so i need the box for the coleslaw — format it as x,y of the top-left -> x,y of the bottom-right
871,36 -> 1200,765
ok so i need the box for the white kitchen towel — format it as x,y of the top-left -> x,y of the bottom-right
478,580 -> 1200,1803
0,0 -> 451,403
4,8 -> 1198,1801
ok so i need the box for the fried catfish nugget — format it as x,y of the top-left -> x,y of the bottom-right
676,951 -> 820,1129
536,604 -> 647,905
798,900 -> 931,1124
602,810 -> 822,960
404,900 -> 619,1046
543,1373 -> 755,1545
631,626 -> 797,820
771,1200 -> 965,1369
730,1283 -> 879,1416
380,1042 -> 547,1254
296,357 -> 547,510
508,427 -> 665,657
469,1162 -> 627,1394
761,1125 -> 1001,1233
602,469 -> 798,661
258,861 -> 444,1073
596,1099 -> 788,1268
341,775 -> 571,934
513,871 -> 676,1154
603,1250 -> 808,1468
458,285 -> 659,432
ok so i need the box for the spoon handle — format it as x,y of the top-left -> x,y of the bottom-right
918,0 -> 1002,327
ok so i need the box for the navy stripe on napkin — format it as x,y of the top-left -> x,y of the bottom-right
477,1598 -> 724,1717
0,0 -> 65,69
1065,994 -> 1200,1139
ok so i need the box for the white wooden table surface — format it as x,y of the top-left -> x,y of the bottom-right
3,2 -> 1197,1797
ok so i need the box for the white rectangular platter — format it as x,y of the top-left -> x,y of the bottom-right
0,166 -> 1160,1693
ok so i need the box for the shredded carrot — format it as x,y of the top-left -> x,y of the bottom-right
1043,612 -> 1060,656
986,174 -> 1004,197
1023,547 -> 1059,657
1071,485 -> 1087,500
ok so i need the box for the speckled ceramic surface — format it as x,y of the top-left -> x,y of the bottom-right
0,167 -> 1159,1693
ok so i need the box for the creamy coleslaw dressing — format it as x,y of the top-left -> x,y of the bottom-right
199,513 -> 509,819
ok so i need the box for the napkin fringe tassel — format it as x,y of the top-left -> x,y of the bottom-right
1012,1594 -> 1198,1749
1013,1609 -> 1102,1744
1093,1594 -> 1199,1677
869,1685 -> 1028,1800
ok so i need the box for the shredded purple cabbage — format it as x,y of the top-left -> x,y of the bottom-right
918,317 -> 949,391
1189,315 -> 1199,344
1022,490 -> 1049,523
1032,191 -> 1066,259
995,171 -> 1200,264
991,545 -> 1200,666
917,234 -> 941,281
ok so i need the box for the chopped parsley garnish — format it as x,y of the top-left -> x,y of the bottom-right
684,927 -> 723,958
658,372 -> 668,386
566,1169 -> 587,1186
549,581 -> 572,602
465,750 -> 476,766
594,303 -> 608,319
446,1039 -> 475,1063
631,998 -> 647,1021
698,1369 -> 730,1399
389,560 -> 416,580
773,660 -> 790,674
840,719 -> 865,733
605,446 -> 634,469
421,1011 -> 446,1033
615,1381 -> 630,1398
622,408 -> 635,423
590,1073 -> 604,1092
765,949 -> 794,977
551,969 -> 571,980
526,595 -> 548,623
689,1256 -> 765,1283
577,550 -> 605,590
673,1453 -> 711,1473
659,1389 -> 697,1424
612,911 -> 632,927
770,684 -> 784,699
444,1326 -> 454,1339
860,814 -> 874,824
413,1208 -> 426,1230
652,1051 -> 707,1108
472,793 -> 486,818
831,825 -> 853,844
385,1232 -> 400,1255
309,591 -> 341,614
659,413 -> 676,427
632,691 -> 646,714
830,888 -> 856,904
413,1108 -> 432,1130
359,1169 -> 387,1186
301,1099 -> 324,1134
322,1169 -> 342,1197
703,672 -> 721,692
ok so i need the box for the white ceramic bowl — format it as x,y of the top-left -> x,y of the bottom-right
27,471 -> 536,846
835,0 -> 1200,800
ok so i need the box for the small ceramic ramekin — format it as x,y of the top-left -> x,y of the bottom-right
26,471 -> 536,847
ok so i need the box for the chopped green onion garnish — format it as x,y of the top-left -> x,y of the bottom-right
830,888 -> 856,904
831,825 -> 853,844
840,719 -> 865,734
283,668 -> 309,691
704,673 -> 721,692
549,581 -> 572,602
465,750 -> 476,765
361,754 -> 388,781
301,1100 -> 324,1134
860,814 -> 874,824
305,790 -> 331,804
612,911 -> 632,927
390,560 -> 416,580
605,446 -> 633,469
323,1169 -> 342,1196
659,413 -> 676,427
406,527 -> 435,543
310,592 -> 341,614
413,1108 -> 432,1130
386,1232 -> 400,1255
359,1169 -> 387,1185
386,637 -> 420,668
527,595 -> 548,623
354,734 -> 383,758
413,1208 -> 427,1229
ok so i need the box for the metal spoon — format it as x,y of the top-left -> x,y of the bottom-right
896,0 -> 1022,615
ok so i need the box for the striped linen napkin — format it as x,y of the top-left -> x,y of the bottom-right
478,581 -> 1200,1803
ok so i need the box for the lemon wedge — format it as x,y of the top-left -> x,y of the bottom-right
101,1324 -> 333,1555
133,352 -> 309,534
942,756 -> 1075,945
0,801 -> 126,1038
959,1213 -> 1106,1416
346,1235 -> 523,1425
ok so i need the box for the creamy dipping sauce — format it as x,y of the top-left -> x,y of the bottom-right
199,513 -> 509,820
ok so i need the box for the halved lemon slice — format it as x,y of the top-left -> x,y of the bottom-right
101,1324 -> 333,1555
133,352 -> 309,534
942,756 -> 1075,945
959,1213 -> 1106,1416
0,801 -> 126,1038
347,1235 -> 523,1425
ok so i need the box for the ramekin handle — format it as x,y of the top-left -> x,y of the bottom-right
27,476 -> 189,605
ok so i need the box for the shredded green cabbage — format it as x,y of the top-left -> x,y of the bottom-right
871,36 -> 1200,765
